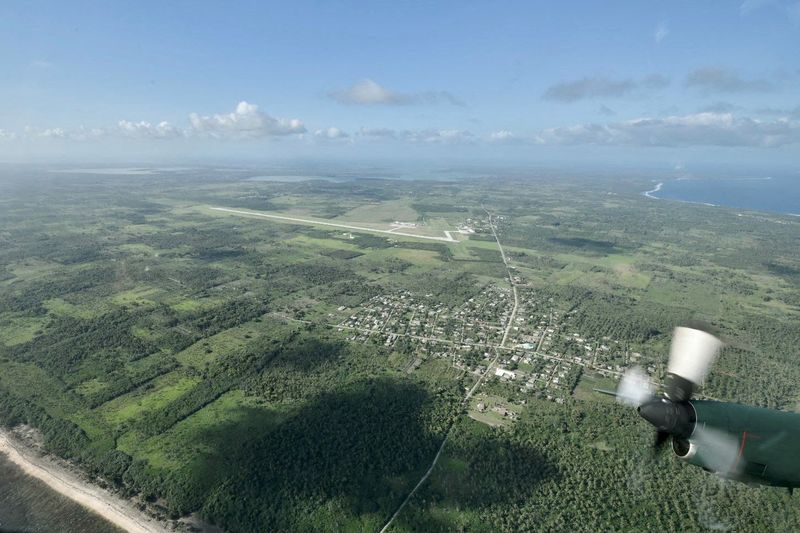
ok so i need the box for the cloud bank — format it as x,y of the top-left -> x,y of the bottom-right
356,127 -> 474,144
15,102 -> 306,143
7,98 -> 798,152
756,105 -> 800,119
534,112 -> 797,147
543,74 -> 669,102
313,127 -> 349,140
118,120 -> 182,139
685,67 -> 772,93
189,101 -> 305,138
489,130 -> 516,143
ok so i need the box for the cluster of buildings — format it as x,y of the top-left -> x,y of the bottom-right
329,284 -> 657,421
336,286 -> 512,349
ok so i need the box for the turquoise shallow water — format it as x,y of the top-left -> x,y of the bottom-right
649,176 -> 800,215
0,454 -> 119,533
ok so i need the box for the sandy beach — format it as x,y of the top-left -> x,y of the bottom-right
0,428 -> 170,533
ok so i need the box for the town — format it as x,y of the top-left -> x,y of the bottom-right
317,284 -> 652,426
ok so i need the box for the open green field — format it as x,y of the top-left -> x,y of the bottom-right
175,318 -> 269,368
117,389 -> 289,471
99,372 -> 200,426
0,314 -> 49,346
335,198 -> 420,223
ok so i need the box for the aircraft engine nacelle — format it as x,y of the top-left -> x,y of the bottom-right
665,401 -> 746,477
671,435 -> 720,474
672,401 -> 800,488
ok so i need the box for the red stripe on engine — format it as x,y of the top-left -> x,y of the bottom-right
734,431 -> 748,470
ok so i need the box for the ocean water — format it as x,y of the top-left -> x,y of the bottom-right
0,455 -> 119,533
647,176 -> 800,216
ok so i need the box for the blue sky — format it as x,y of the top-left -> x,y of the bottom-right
1,1 -> 799,168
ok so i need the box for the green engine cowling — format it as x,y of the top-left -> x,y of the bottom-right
673,400 -> 800,488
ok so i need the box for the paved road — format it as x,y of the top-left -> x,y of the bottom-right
492,211 -> 520,350
465,210 -> 519,400
378,208 -> 520,533
210,207 -> 458,242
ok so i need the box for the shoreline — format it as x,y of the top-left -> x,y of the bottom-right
0,428 -> 170,533
641,177 -> 798,217
643,181 -> 663,199
643,181 -> 719,208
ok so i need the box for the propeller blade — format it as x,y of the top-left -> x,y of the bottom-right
649,431 -> 671,461
616,366 -> 654,408
666,326 -> 723,401
691,425 -> 741,477
654,431 -> 670,450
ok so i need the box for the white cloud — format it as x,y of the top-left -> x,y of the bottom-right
23,123 -> 178,141
352,127 -> 474,143
189,101 -> 305,138
313,127 -> 349,140
118,120 -> 181,139
357,127 -> 398,139
329,79 -> 463,106
353,127 -> 474,143
403,129 -> 474,144
29,60 -> 54,70
654,22 -> 669,43
69,127 -> 107,141
0,129 -> 17,141
740,0 -> 800,23
740,0 -> 778,15
489,130 -> 516,143
39,128 -> 68,139
10,102 -> 304,144
330,79 -> 399,105
23,126 -> 88,140
533,112 -> 799,147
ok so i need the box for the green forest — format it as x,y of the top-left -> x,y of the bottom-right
1,167 -> 799,531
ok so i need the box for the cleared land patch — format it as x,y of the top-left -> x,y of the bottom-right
0,314 -> 48,346
208,207 -> 460,242
175,319 -> 267,369
99,372 -> 201,426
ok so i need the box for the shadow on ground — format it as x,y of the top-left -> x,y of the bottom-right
157,376 -> 558,532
